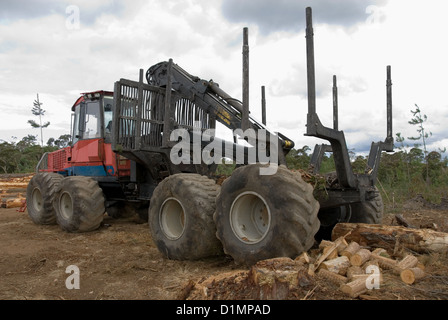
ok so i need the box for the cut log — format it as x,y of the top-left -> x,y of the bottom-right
340,277 -> 368,298
337,239 -> 349,255
248,257 -> 306,300
346,266 -> 364,281
416,262 -> 425,271
186,270 -> 248,299
362,259 -> 379,270
396,255 -> 418,271
319,240 -> 333,249
312,232 -> 352,272
320,239 -> 348,255
6,198 -> 26,208
307,263 -> 315,276
0,182 -> 30,188
319,256 -> 350,275
294,252 -> 311,265
332,223 -> 448,254
0,192 -> 25,199
350,248 -> 372,267
340,241 -> 360,259
400,268 -> 425,284
372,248 -> 388,257
322,245 -> 339,260
370,253 -> 398,270
318,268 -> 348,285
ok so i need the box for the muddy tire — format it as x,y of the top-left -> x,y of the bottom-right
54,176 -> 105,232
26,172 -> 63,225
315,205 -> 351,241
148,174 -> 222,260
349,188 -> 384,224
214,164 -> 320,265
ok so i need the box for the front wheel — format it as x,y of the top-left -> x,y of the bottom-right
26,172 -> 63,225
54,176 -> 105,232
214,164 -> 320,266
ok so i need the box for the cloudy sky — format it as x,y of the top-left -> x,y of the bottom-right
1,0 -> 447,156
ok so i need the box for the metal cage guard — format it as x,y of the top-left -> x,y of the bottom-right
305,7 -> 394,189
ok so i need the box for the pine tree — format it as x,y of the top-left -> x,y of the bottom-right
408,104 -> 432,184
28,93 -> 50,147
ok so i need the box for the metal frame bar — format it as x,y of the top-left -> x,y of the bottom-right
305,7 -> 394,189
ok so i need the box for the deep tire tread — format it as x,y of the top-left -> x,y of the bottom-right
26,172 -> 63,225
55,176 -> 105,232
214,164 -> 320,265
149,174 -> 222,260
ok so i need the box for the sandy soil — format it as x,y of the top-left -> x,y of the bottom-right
0,201 -> 447,300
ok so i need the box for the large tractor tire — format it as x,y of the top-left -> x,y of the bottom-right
315,205 -> 351,241
148,174 -> 223,260
214,164 -> 320,266
349,187 -> 384,224
54,176 -> 105,232
26,172 -> 63,225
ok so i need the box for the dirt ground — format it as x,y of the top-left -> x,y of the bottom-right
1,198 -> 448,300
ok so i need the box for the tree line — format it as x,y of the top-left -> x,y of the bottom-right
0,134 -> 70,174
0,93 -> 70,173
286,144 -> 448,206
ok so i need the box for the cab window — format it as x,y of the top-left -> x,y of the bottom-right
83,101 -> 101,140
104,96 -> 113,138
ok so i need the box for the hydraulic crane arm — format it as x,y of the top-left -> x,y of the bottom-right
146,60 -> 295,151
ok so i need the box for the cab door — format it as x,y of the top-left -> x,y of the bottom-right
69,100 -> 108,176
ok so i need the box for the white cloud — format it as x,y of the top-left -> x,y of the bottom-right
0,0 -> 447,157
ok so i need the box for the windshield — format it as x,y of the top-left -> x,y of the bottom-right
72,95 -> 114,144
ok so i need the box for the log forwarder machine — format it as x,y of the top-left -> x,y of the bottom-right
26,8 -> 394,265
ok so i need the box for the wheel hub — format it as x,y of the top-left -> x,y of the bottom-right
230,191 -> 271,244
59,192 -> 73,221
159,198 -> 186,240
31,188 -> 44,212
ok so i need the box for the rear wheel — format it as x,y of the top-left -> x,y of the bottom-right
148,174 -> 222,260
214,164 -> 320,265
54,176 -> 105,232
26,172 -> 63,225
315,205 -> 351,241
350,188 -> 383,224
316,188 -> 383,240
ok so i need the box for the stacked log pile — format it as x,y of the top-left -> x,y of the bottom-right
313,235 -> 426,298
332,223 -> 448,255
0,174 -> 33,209
183,223 -> 448,300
